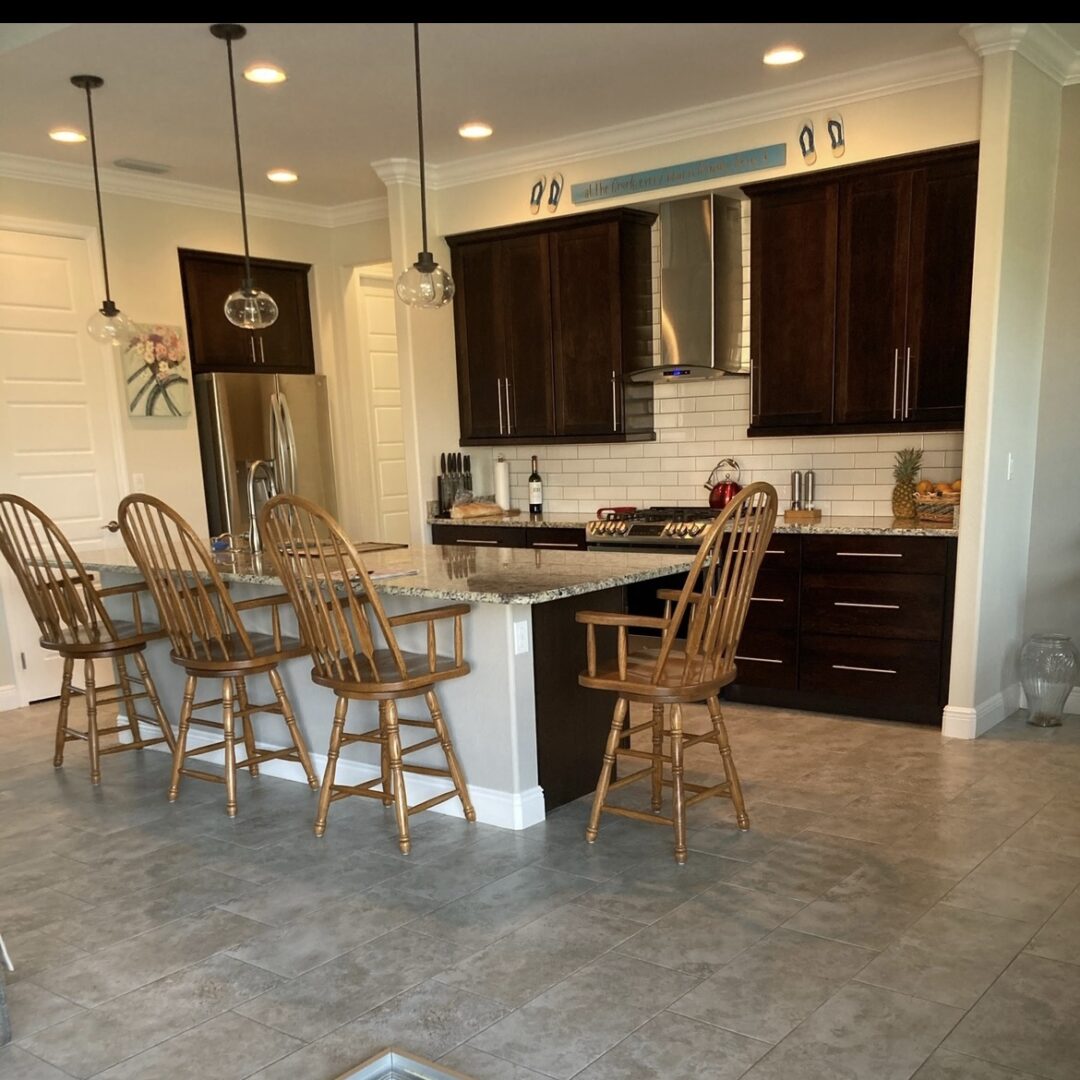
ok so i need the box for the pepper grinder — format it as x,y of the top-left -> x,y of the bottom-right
790,470 -> 803,510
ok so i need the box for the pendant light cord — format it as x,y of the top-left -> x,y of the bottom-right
81,84 -> 112,306
412,22 -> 429,256
224,35 -> 254,291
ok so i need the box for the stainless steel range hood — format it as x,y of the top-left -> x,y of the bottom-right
630,193 -> 745,383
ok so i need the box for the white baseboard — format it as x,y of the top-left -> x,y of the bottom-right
120,724 -> 546,831
1018,685 -> 1080,715
942,682 -> 1022,739
0,684 -> 19,712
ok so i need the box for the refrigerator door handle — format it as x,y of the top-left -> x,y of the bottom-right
278,391 -> 298,494
268,391 -> 283,489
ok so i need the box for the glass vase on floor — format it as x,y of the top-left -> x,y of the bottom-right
1021,633 -> 1078,727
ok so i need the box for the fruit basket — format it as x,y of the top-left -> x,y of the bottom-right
914,490 -> 960,524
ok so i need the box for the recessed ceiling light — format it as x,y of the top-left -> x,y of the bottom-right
244,63 -> 286,84
763,45 -> 805,66
458,121 -> 493,140
267,168 -> 298,184
49,127 -> 86,143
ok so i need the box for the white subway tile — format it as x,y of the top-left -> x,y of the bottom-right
610,443 -> 645,458
792,437 -> 834,452
832,469 -> 878,484
830,500 -> 876,516
809,453 -> 857,468
923,433 -> 965,450
563,486 -> 597,499
833,435 -> 882,452
658,429 -> 695,442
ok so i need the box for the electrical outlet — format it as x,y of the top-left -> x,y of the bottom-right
513,620 -> 530,655
1006,453 -> 1015,481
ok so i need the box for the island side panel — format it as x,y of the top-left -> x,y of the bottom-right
531,586 -> 623,812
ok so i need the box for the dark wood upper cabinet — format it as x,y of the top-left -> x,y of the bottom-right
448,208 -> 656,445
178,249 -> 315,375
745,144 -> 977,436
749,183 -> 838,430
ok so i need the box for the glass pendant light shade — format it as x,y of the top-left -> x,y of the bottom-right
86,300 -> 133,347
396,255 -> 455,308
224,286 -> 279,330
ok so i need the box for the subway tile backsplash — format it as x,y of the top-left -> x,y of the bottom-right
499,379 -> 963,516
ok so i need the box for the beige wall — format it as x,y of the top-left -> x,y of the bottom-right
1024,83 -> 1080,645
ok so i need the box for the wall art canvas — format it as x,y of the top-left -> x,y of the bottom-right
123,323 -> 191,417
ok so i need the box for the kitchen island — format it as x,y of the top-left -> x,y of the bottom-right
82,544 -> 694,830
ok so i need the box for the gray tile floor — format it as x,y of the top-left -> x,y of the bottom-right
1,696 -> 1079,1079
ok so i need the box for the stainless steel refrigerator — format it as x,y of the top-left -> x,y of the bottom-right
194,372 -> 338,540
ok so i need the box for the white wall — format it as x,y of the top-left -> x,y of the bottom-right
946,51 -> 1062,733
1024,83 -> 1080,645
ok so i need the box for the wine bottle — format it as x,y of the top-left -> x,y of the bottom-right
528,455 -> 543,516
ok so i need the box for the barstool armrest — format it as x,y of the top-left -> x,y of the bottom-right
97,581 -> 152,635
656,587 -> 705,623
387,604 -> 471,670
233,592 -> 293,651
575,611 -> 670,678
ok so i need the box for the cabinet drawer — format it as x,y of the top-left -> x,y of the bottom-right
800,634 -> 940,707
733,630 -> 798,689
759,533 -> 801,571
743,569 -> 799,632
802,534 -> 946,575
801,572 -> 944,641
526,527 -> 587,551
430,524 -> 527,548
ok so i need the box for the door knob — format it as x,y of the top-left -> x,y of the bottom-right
102,521 -> 120,533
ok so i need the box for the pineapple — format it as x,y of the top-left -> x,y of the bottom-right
892,447 -> 923,519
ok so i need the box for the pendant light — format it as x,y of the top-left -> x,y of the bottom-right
210,24 -> 278,331
72,75 -> 133,347
395,23 -> 454,309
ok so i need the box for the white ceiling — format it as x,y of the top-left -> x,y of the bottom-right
0,22 -> 1074,207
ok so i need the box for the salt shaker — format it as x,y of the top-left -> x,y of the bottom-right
803,470 -> 815,510
791,470 -> 803,510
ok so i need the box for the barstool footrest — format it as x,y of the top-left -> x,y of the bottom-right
99,737 -> 168,755
606,766 -> 654,792
179,767 -> 225,784
603,804 -> 674,827
401,737 -> 440,755
407,789 -> 457,815
402,763 -> 452,778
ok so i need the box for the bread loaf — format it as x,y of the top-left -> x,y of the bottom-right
450,502 -> 505,520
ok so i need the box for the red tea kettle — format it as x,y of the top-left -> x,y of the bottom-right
704,458 -> 742,509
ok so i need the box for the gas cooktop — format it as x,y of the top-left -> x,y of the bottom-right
586,506 -> 720,546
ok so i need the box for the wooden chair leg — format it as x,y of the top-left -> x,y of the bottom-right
586,696 -> 628,844
708,695 -> 749,830
54,656 -> 74,767
115,654 -> 141,744
384,699 -> 411,855
132,650 -> 175,752
84,659 -> 101,785
425,690 -> 475,823
378,701 -> 392,806
315,695 -> 348,837
169,674 -> 196,801
650,703 -> 665,811
670,703 -> 687,864
222,678 -> 238,817
268,667 -> 318,789
234,676 -> 259,777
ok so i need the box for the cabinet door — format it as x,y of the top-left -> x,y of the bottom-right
903,153 -> 978,425
550,222 -> 622,437
450,241 -> 507,440
749,184 -> 838,431
251,264 -> 315,373
834,172 -> 912,425
180,254 -> 257,372
502,234 -> 555,438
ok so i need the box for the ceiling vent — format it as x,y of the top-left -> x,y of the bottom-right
112,158 -> 171,175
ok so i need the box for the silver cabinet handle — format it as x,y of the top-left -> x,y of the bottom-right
765,548 -> 786,555
751,596 -> 784,603
259,338 -> 266,365
611,370 -> 618,432
531,541 -> 580,549
249,337 -> 257,364
505,378 -> 513,434
833,601 -> 901,610
836,551 -> 903,558
903,346 -> 912,419
497,378 -> 504,435
832,664 -> 897,675
749,360 -> 756,421
736,655 -> 783,664
455,537 -> 498,545
892,348 -> 900,420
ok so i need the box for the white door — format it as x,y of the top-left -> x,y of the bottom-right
356,279 -> 410,544
0,227 -> 126,703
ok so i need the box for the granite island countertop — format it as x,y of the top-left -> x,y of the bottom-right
428,512 -> 958,538
78,543 -> 695,606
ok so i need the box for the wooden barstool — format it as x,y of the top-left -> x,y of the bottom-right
258,494 -> 475,854
577,482 -> 778,863
118,495 -> 319,816
0,494 -> 175,784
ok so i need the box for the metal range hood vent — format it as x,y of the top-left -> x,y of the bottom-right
630,193 -> 745,383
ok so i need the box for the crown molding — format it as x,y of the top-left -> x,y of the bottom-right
961,23 -> 1080,85
428,45 -> 980,191
371,158 -> 421,186
0,151 -> 388,228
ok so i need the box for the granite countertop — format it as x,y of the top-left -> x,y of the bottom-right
429,512 -> 958,538
79,543 -> 695,606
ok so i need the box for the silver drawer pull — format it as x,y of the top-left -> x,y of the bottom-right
532,542 -> 580,549
836,551 -> 903,558
765,549 -> 786,555
751,597 -> 784,603
736,655 -> 784,664
832,663 -> 898,675
833,601 -> 901,610
455,538 -> 498,545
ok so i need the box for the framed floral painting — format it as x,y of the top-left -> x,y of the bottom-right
123,324 -> 191,417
